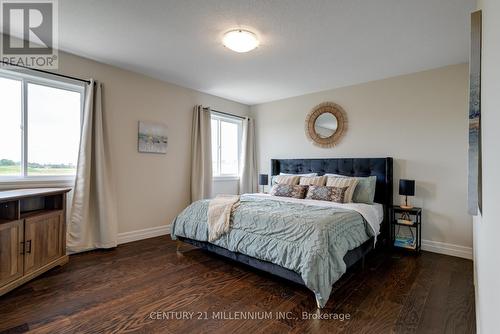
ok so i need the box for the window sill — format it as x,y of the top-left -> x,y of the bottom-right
0,176 -> 75,190
213,176 -> 240,182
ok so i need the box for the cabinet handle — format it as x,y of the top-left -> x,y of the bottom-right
26,240 -> 32,254
20,241 -> 25,255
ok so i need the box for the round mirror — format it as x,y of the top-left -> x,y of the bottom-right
314,113 -> 338,138
305,102 -> 347,148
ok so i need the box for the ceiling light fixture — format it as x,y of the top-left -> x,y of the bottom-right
222,29 -> 259,53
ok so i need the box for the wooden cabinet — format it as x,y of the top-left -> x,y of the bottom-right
0,220 -> 24,287
24,211 -> 65,275
0,188 -> 70,296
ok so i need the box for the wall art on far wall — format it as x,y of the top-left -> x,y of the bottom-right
138,121 -> 168,154
468,10 -> 482,215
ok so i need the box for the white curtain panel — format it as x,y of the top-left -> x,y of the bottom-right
68,80 -> 118,253
239,117 -> 258,194
191,105 -> 213,202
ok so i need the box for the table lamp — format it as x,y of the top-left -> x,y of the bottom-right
399,179 -> 415,209
259,174 -> 268,193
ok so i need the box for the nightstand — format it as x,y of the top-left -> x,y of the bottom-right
390,206 -> 422,253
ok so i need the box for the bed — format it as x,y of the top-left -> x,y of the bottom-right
171,157 -> 393,308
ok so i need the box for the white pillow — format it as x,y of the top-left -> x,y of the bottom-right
280,172 -> 317,176
272,173 -> 317,186
324,173 -> 346,177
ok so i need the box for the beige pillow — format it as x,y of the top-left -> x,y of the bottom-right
274,175 -> 300,185
326,176 -> 359,203
299,176 -> 327,186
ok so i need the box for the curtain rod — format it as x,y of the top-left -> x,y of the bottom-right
211,109 -> 246,120
0,60 -> 92,85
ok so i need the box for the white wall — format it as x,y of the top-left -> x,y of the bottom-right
9,51 -> 250,234
473,1 -> 500,333
251,64 -> 472,256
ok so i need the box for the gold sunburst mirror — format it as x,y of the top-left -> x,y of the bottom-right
305,102 -> 347,148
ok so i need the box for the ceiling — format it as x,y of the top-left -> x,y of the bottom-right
55,0 -> 475,105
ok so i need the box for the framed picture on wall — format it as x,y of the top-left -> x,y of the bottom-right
468,10 -> 482,215
138,121 -> 168,154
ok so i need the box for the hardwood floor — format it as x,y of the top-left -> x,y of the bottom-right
0,236 -> 475,334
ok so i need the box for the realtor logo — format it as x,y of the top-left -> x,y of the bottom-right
1,0 -> 58,68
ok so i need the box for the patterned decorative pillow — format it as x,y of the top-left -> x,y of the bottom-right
299,176 -> 327,186
273,175 -> 301,185
325,177 -> 359,203
305,185 -> 348,203
270,184 -> 308,199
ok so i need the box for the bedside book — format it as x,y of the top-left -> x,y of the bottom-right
397,219 -> 414,225
394,236 -> 416,249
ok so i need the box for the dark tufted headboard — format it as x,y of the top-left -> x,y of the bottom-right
271,157 -> 393,245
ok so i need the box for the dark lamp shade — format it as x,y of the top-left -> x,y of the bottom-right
259,174 -> 269,186
399,179 -> 415,196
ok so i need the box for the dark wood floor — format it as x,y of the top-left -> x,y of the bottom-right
0,236 -> 475,334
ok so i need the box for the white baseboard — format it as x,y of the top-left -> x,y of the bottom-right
117,225 -> 171,245
422,239 -> 472,260
116,226 -> 472,260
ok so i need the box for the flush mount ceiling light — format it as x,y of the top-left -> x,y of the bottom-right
222,29 -> 259,53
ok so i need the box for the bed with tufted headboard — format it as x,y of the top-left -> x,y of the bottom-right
174,157 -> 393,308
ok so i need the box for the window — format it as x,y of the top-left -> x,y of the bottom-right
0,70 -> 84,179
211,113 -> 243,178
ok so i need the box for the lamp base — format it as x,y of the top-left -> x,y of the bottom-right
401,195 -> 413,210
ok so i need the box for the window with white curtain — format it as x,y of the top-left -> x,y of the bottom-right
0,70 -> 84,179
210,113 -> 243,178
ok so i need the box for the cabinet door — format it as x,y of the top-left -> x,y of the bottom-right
24,212 -> 64,275
0,220 -> 24,286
